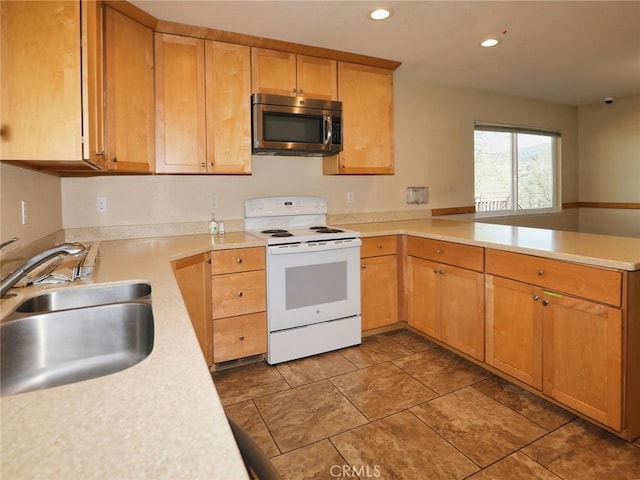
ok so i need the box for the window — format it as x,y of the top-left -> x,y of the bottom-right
474,123 -> 560,214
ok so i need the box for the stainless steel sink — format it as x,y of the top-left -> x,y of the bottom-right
13,282 -> 151,315
1,284 -> 154,396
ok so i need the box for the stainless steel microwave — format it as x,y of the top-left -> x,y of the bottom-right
251,93 -> 342,156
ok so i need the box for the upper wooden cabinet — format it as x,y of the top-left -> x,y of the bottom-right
104,6 -> 155,173
155,33 -> 251,174
0,0 -> 105,171
323,62 -> 394,175
251,48 -> 337,100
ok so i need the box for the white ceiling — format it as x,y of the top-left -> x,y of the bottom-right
130,1 -> 640,107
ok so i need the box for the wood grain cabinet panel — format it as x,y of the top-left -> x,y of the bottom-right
211,247 -> 267,363
361,236 -> 399,331
104,6 -> 154,172
251,48 -> 337,99
407,236 -> 484,271
1,0 -> 104,170
323,62 -> 394,174
486,249 -> 622,306
407,237 -> 484,361
172,253 -> 213,366
213,312 -> 267,363
485,248 -> 626,432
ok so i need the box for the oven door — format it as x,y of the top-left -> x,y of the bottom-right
266,239 -> 361,331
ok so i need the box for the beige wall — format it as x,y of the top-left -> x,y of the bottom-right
2,75 -> 599,242
0,163 -> 62,249
59,74 -> 580,233
577,95 -> 640,237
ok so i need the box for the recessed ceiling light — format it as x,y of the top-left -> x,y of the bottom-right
369,8 -> 392,21
480,38 -> 501,48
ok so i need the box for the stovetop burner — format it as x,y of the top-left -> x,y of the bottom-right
245,196 -> 359,245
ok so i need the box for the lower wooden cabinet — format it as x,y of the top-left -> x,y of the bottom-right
485,248 -> 625,432
172,253 -> 213,365
406,237 -> 485,361
213,312 -> 267,363
542,292 -> 622,431
211,247 -> 267,364
360,236 -> 399,331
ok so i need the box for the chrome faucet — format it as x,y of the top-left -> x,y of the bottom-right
0,243 -> 87,298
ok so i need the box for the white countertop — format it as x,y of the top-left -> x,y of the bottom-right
2,219 -> 639,479
1,232 -> 262,480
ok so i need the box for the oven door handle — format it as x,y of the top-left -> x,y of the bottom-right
268,238 -> 361,255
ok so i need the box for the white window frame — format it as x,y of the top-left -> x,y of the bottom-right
474,122 -> 561,217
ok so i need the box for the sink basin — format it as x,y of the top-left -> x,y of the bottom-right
13,282 -> 151,315
1,302 -> 154,396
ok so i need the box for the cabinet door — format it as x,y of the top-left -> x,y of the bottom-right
361,254 -> 398,330
407,256 -> 439,339
205,41 -> 252,174
251,47 -> 296,96
155,33 -> 206,173
542,292 -> 622,430
324,62 -> 394,174
485,275 -> 543,388
439,263 -> 485,361
173,253 -> 213,366
104,7 -> 154,172
1,1 -> 82,161
296,55 -> 337,100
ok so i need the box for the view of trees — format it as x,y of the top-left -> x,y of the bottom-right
474,130 -> 554,212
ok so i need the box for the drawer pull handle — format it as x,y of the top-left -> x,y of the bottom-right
533,295 -> 540,301
236,258 -> 243,264
536,269 -> 544,276
237,291 -> 244,297
239,336 -> 245,341
433,269 -> 444,275
435,248 -> 443,254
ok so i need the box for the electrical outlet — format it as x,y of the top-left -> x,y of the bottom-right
21,200 -> 28,225
96,196 -> 107,213
347,192 -> 354,204
210,195 -> 218,209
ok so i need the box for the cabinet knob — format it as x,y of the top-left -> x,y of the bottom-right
236,258 -> 243,264
95,151 -> 105,156
377,244 -> 383,249
361,264 -> 367,270
536,269 -> 544,276
237,291 -> 244,297
292,88 -> 297,94
200,162 -> 206,168
111,157 -> 117,163
209,162 -> 214,167
435,248 -> 443,254
433,269 -> 444,275
239,336 -> 245,341
533,295 -> 540,301
542,300 -> 549,306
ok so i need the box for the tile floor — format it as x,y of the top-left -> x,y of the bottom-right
212,330 -> 640,480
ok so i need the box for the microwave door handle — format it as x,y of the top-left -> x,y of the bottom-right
324,115 -> 332,146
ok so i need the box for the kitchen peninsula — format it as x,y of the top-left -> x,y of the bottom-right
1,219 -> 639,478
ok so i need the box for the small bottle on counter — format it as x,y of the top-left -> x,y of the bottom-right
218,221 -> 225,235
208,214 -> 219,235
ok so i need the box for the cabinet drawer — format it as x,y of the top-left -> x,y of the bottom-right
361,235 -> 398,257
407,236 -> 484,272
485,249 -> 622,306
213,312 -> 266,363
212,270 -> 265,318
211,247 -> 265,274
